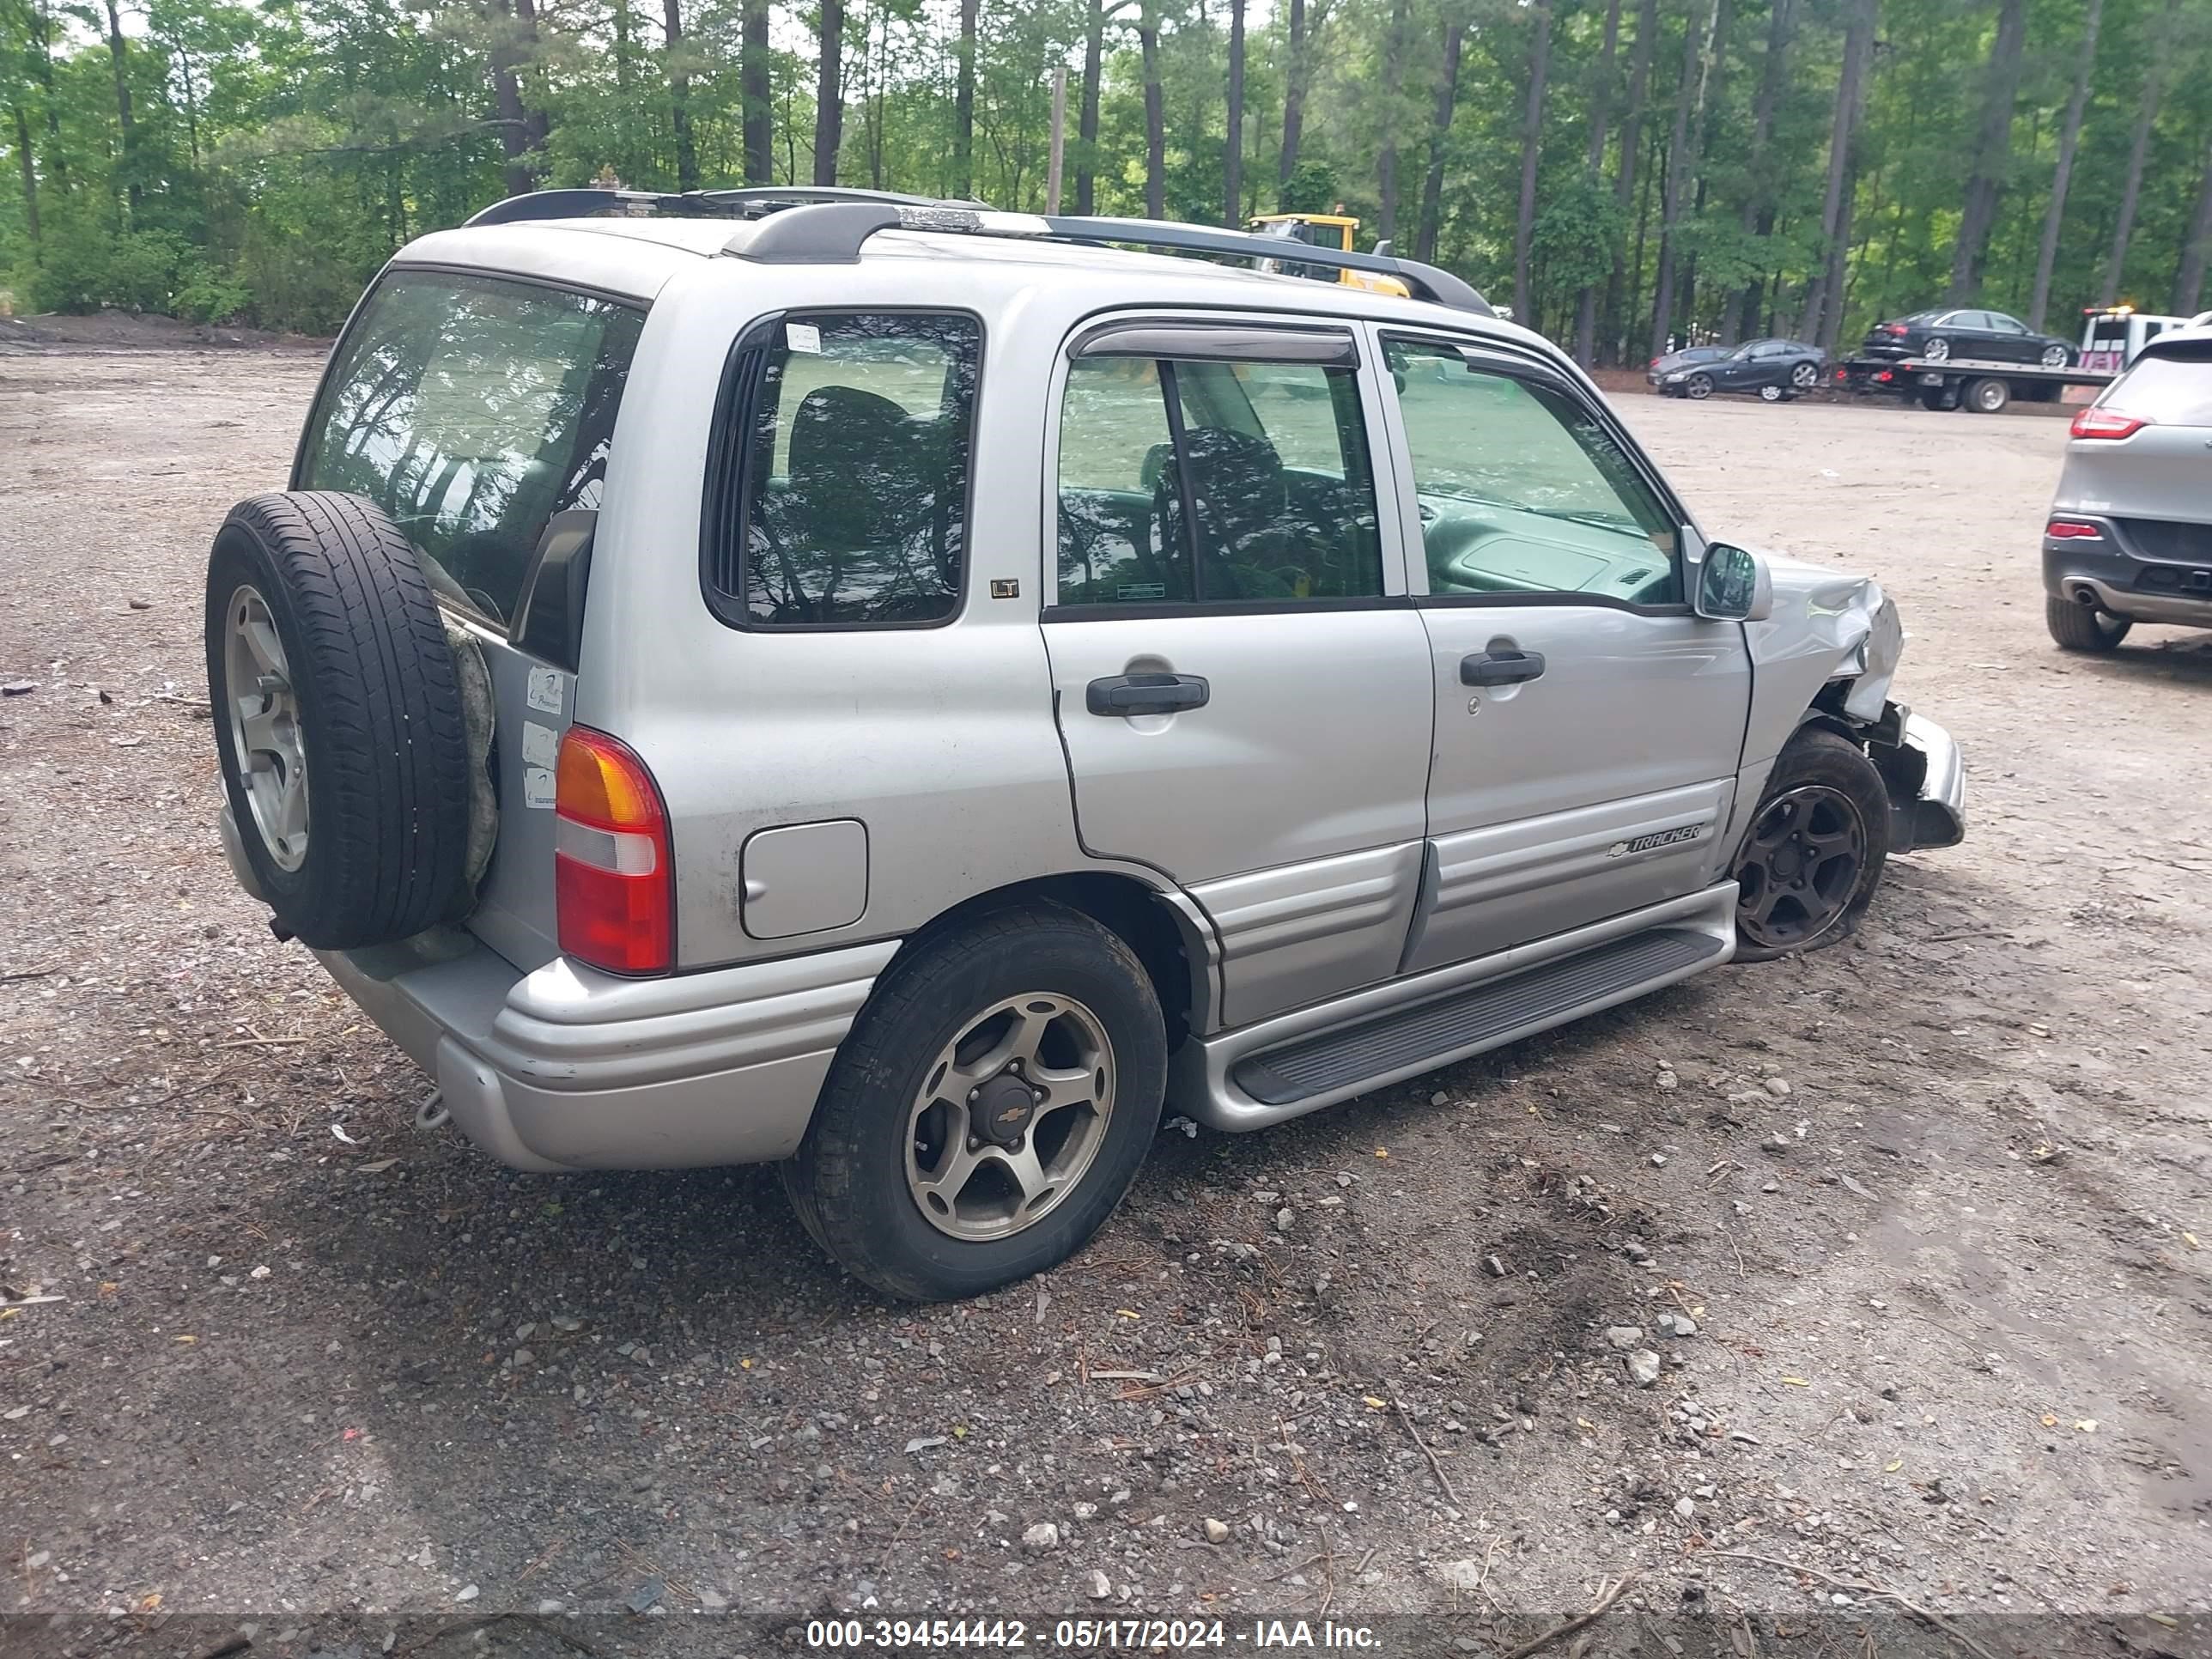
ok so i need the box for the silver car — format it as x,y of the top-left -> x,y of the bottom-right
2044,316 -> 2212,649
204,189 -> 1965,1300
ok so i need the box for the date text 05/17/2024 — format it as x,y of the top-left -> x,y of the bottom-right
801,1619 -> 1384,1650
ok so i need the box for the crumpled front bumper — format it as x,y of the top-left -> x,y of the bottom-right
1887,711 -> 1966,853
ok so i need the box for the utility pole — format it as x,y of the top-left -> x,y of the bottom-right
1047,64 -> 1067,214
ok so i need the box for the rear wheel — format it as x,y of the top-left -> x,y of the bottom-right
1684,373 -> 1715,401
1917,383 -> 1958,411
1923,337 -> 1952,363
1790,361 -> 1821,389
1965,376 -> 2010,414
785,902 -> 1167,1300
1731,729 -> 1890,962
2045,594 -> 2132,652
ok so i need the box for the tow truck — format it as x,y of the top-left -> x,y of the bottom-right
1837,306 -> 2182,413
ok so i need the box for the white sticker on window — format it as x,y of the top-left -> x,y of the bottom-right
526,665 -> 565,715
524,767 -> 556,810
785,322 -> 823,356
521,720 -> 559,770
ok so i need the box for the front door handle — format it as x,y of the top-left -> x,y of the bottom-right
1086,672 -> 1211,717
1461,649 -> 1547,687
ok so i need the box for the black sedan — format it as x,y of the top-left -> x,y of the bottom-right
1647,343 -> 1732,386
1862,307 -> 2073,368
1652,337 -> 1827,400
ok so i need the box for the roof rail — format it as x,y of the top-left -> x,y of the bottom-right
464,185 -> 968,228
729,202 -> 1496,317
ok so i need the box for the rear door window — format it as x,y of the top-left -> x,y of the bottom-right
298,270 -> 643,625
2106,346 -> 2212,426
1055,347 -> 1383,607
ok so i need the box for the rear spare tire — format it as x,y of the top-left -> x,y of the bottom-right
204,492 -> 473,949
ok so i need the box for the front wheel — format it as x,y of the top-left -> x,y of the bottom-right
2045,594 -> 2132,652
1684,373 -> 1714,401
2039,344 -> 2069,368
784,902 -> 1167,1300
1759,384 -> 1784,403
1731,729 -> 1891,962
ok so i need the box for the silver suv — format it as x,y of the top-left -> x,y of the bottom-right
204,188 -> 1965,1300
2043,314 -> 2212,651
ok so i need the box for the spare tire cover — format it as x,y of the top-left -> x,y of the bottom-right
204,491 -> 474,950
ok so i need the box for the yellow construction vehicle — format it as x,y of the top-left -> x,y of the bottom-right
1247,212 -> 1412,297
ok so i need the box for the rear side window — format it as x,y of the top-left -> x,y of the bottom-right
2105,347 -> 2212,426
710,311 -> 980,628
298,271 -> 642,625
1055,353 -> 1383,607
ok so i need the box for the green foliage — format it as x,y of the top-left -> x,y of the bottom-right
3,0 -> 2210,351
1279,160 -> 1340,216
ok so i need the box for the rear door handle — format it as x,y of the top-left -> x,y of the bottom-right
1086,673 -> 1211,716
1461,649 -> 1547,687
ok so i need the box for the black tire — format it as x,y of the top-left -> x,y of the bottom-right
2045,594 -> 2132,652
1965,376 -> 2010,414
1759,384 -> 1784,403
204,492 -> 472,950
1917,384 -> 1958,411
1684,373 -> 1715,400
1790,361 -> 1821,389
2039,343 -> 2069,368
787,902 -> 1168,1301
1730,728 -> 1891,963
1923,337 -> 1951,363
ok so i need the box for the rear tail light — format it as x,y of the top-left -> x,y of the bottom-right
1882,324 -> 1909,336
555,726 -> 672,975
2045,519 -> 2105,540
1875,369 -> 1893,383
2070,407 -> 2148,440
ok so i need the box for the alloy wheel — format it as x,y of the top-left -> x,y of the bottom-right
1734,785 -> 1868,951
905,994 -> 1115,1242
223,584 -> 309,872
1685,374 -> 1714,400
1923,337 -> 1951,362
1790,362 -> 1820,388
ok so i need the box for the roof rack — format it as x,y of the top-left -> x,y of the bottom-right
464,185 -> 967,228
731,201 -> 1496,316
458,188 -> 1493,317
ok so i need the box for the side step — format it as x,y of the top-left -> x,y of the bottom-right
1231,926 -> 1724,1108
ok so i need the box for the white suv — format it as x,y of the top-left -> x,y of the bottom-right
204,188 -> 1965,1299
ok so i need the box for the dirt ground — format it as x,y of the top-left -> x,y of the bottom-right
3,349 -> 2209,1654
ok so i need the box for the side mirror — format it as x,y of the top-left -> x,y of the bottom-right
1692,541 -> 1772,623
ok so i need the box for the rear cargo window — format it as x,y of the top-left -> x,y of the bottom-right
298,271 -> 643,625
2104,347 -> 2212,426
710,311 -> 981,629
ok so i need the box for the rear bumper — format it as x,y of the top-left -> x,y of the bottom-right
315,933 -> 896,1172
2044,530 -> 2212,627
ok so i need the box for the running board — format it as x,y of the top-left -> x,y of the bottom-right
1231,926 -> 1724,1108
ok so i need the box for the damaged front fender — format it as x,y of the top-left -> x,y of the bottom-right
1738,554 -> 1964,854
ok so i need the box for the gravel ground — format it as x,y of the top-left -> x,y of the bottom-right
3,350 -> 2209,1652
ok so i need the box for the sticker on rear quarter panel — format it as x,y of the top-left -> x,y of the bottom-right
521,720 -> 559,770
524,767 -> 556,810
526,665 -> 565,716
